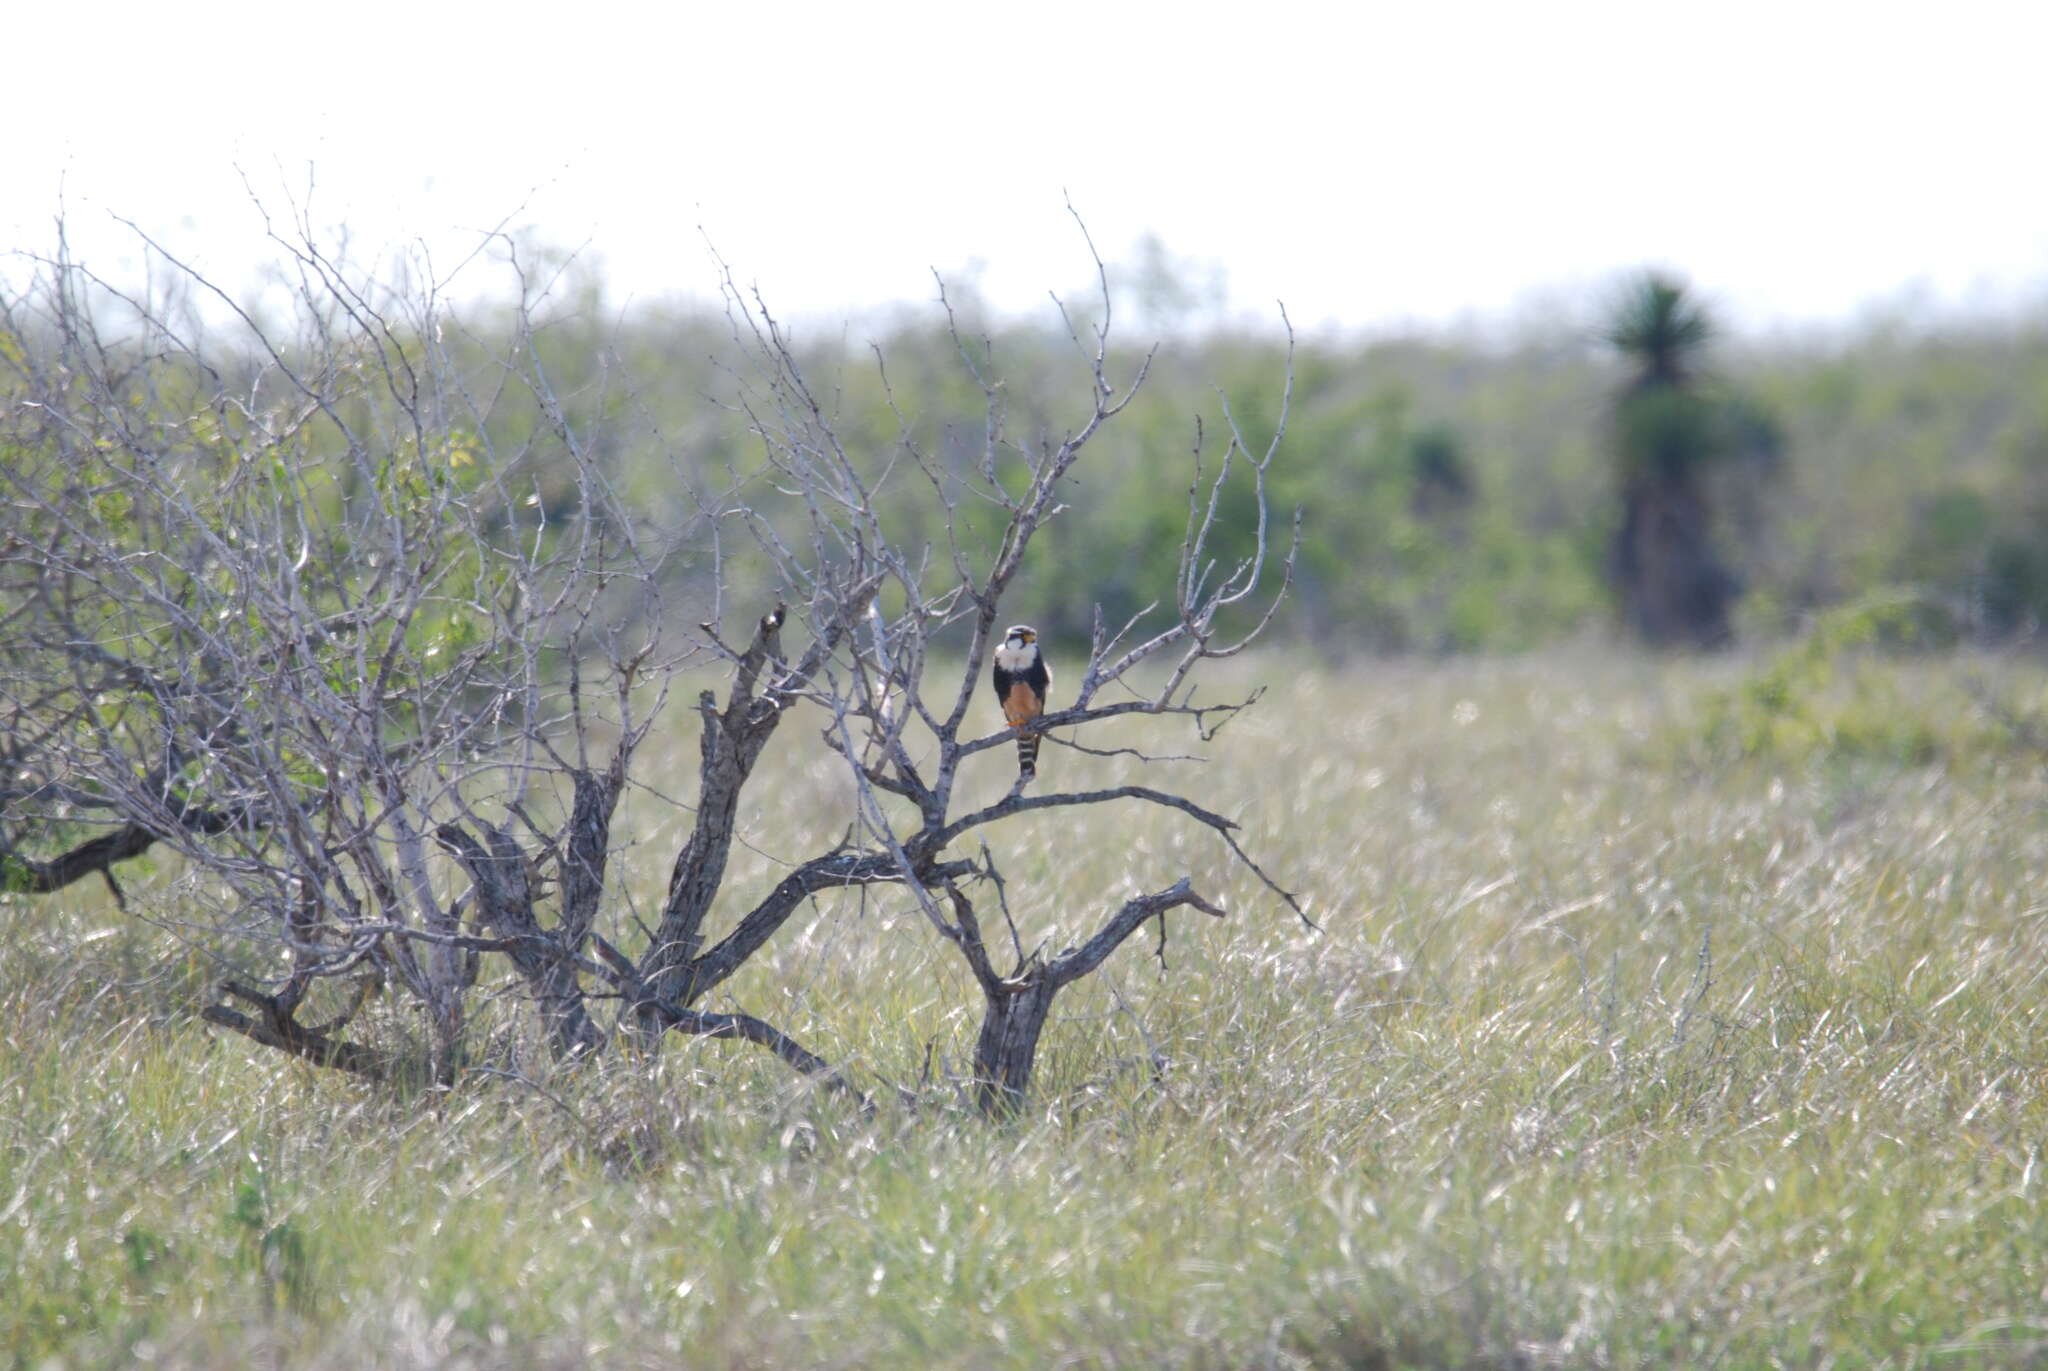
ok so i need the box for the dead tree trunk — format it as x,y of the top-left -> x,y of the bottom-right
631,602 -> 876,1026
434,823 -> 606,1060
953,878 -> 1230,1119
973,978 -> 1060,1118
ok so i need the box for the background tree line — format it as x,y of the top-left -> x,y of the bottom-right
440,264 -> 2048,657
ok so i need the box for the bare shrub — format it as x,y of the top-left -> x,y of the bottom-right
0,204 -> 1301,1113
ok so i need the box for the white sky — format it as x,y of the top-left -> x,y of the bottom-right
9,0 -> 2046,335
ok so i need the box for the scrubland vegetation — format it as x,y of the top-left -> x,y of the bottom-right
478,277 -> 2048,654
5,217 -> 2048,1366
5,646 -> 2047,1367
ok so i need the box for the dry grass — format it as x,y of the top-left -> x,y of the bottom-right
5,649 -> 2047,1368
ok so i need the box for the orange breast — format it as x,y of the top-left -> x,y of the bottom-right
1002,678 -> 1043,727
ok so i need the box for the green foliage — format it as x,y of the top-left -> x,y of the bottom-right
1903,441 -> 2048,636
120,1228 -> 170,1281
7,262 -> 2047,668
521,291 -> 2038,654
1690,597 -> 1998,765
1604,272 -> 1714,386
1614,382 -> 1730,481
228,1161 -> 316,1314
25,272 -> 2035,658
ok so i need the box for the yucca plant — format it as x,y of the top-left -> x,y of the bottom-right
1605,272 -> 1745,647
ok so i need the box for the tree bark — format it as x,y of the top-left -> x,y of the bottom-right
967,878 -> 1225,1117
639,606 -> 796,1008
1,800 -> 251,899
972,977 -> 1058,1119
1615,474 -> 1737,648
434,823 -> 605,1059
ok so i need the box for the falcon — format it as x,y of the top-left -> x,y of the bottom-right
990,624 -> 1051,779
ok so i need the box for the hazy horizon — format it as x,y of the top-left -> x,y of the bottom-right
10,1 -> 2046,340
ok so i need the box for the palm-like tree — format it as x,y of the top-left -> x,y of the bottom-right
1607,272 -> 1739,647
1606,274 -> 1714,389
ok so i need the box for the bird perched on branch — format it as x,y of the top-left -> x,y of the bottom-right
991,624 -> 1051,780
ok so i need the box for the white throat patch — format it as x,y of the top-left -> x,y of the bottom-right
994,639 -> 1038,672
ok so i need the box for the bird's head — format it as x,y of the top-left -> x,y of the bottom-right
1003,625 -> 1038,651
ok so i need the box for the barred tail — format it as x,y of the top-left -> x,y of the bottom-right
1016,728 -> 1041,777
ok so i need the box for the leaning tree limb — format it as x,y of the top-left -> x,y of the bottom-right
200,981 -> 391,1081
1,798 -> 256,905
637,598 -> 882,1012
592,935 -> 872,1111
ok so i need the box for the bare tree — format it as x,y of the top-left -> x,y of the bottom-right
0,201 -> 1300,1115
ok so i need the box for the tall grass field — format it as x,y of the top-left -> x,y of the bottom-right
4,647 -> 2045,1368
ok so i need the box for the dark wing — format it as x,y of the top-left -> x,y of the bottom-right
990,659 -> 1012,709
